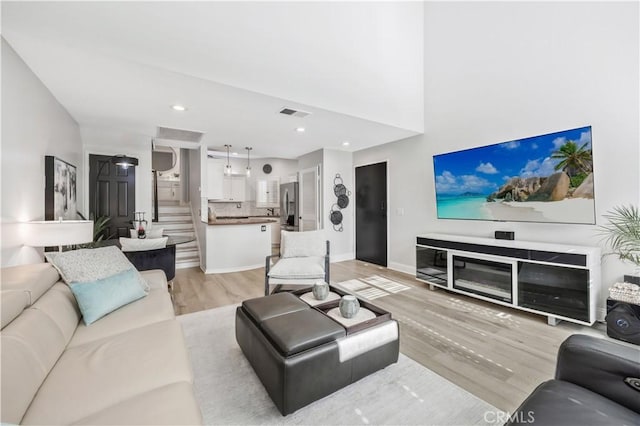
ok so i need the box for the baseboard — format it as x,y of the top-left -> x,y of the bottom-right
204,263 -> 264,274
387,262 -> 415,276
597,306 -> 607,323
331,252 -> 355,263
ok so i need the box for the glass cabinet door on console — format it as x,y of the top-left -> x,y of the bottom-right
416,246 -> 448,287
517,262 -> 590,322
452,256 -> 513,303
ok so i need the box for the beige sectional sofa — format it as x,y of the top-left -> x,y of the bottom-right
1,263 -> 202,425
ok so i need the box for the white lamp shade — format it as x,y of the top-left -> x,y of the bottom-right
24,220 -> 93,247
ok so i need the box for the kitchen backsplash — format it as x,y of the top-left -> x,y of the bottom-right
209,200 -> 279,217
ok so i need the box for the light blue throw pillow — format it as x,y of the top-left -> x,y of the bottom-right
70,269 -> 147,325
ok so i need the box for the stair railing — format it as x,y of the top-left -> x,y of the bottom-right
152,170 -> 159,222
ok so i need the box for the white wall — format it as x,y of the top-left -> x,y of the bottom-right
323,149 -> 355,261
355,1 -> 640,315
212,156 -> 298,202
189,147 -> 206,270
353,135 -> 425,274
298,149 -> 324,172
246,158 -> 298,202
1,39 -> 84,266
297,149 -> 355,261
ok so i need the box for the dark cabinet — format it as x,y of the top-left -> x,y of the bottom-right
416,246 -> 448,287
517,262 -> 589,322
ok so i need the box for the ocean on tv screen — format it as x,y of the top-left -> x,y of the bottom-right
433,126 -> 595,224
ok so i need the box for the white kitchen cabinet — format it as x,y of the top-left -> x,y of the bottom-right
207,157 -> 246,201
221,176 -> 246,202
256,179 -> 279,208
157,180 -> 180,201
207,159 -> 225,199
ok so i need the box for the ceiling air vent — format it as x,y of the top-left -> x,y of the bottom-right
279,107 -> 311,118
156,126 -> 204,143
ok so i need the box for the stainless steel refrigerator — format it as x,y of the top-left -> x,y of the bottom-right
280,182 -> 299,231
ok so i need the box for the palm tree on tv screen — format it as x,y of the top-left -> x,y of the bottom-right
551,140 -> 593,180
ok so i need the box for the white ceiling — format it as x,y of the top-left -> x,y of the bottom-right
2,1 -> 424,159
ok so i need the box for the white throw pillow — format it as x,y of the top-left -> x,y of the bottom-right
147,227 -> 164,239
281,230 -> 326,258
119,237 -> 168,252
45,246 -> 149,292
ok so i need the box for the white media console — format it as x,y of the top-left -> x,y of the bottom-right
416,233 -> 601,326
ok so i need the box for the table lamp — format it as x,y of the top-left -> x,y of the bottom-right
24,219 -> 94,252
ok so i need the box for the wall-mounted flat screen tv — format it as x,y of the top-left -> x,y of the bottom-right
433,126 -> 595,224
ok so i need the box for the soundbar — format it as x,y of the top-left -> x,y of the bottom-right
495,230 -> 515,240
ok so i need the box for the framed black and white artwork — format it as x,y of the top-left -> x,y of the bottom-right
45,156 -> 77,220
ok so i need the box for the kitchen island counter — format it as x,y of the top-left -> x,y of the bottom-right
203,219 -> 272,273
208,217 -> 278,226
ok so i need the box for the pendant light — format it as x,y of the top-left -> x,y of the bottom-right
245,147 -> 252,177
112,155 -> 139,169
224,144 -> 232,176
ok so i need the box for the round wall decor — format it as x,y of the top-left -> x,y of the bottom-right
329,174 -> 351,232
337,194 -> 349,209
330,205 -> 343,232
262,164 -> 272,174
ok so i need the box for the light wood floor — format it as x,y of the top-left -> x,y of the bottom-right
171,260 -> 605,412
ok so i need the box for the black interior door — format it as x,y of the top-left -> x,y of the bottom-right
355,162 -> 387,266
89,154 -> 136,239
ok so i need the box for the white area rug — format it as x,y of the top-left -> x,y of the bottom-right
362,274 -> 411,293
178,304 -> 498,425
335,275 -> 411,300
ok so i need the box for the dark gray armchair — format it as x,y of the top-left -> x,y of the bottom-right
507,334 -> 640,425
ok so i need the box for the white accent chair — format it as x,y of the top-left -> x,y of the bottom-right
264,230 -> 330,296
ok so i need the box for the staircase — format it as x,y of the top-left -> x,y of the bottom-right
157,201 -> 200,269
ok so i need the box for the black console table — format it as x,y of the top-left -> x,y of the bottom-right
416,233 -> 601,326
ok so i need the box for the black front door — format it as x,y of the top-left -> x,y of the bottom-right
355,162 -> 387,266
89,154 -> 136,239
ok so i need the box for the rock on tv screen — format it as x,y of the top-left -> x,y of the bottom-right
432,126 -> 595,224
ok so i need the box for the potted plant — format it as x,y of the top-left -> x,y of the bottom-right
76,212 -> 114,247
600,204 -> 640,279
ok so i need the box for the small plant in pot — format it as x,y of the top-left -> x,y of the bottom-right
600,204 -> 640,279
76,212 -> 114,247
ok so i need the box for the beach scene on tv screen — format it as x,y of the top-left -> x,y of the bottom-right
433,126 -> 595,224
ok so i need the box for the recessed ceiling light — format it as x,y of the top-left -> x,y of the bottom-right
342,141 -> 350,146
295,127 -> 306,133
171,104 -> 187,111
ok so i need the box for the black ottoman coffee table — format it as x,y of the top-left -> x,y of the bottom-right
235,291 -> 399,415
